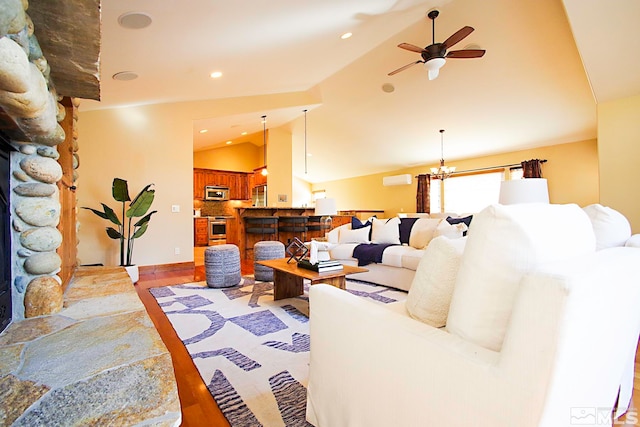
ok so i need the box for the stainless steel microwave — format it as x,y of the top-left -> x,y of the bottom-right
205,186 -> 229,201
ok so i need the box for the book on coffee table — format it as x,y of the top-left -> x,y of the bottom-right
297,258 -> 343,272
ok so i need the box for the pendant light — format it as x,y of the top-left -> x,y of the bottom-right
430,129 -> 456,179
261,115 -> 268,176
303,109 -> 308,174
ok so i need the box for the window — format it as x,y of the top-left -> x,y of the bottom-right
312,190 -> 326,200
430,168 -> 522,214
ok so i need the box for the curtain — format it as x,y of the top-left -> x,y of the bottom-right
416,174 -> 431,213
521,159 -> 544,178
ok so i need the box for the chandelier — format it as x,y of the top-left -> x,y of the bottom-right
430,129 -> 456,180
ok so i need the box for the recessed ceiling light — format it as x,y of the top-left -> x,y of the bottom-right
118,12 -> 152,30
199,129 -> 208,134
210,71 -> 223,79
382,83 -> 395,93
112,71 -> 138,81
341,32 -> 352,40
226,141 -> 232,145
241,131 -> 248,136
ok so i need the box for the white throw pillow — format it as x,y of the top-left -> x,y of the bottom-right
338,226 -> 371,244
406,236 -> 467,327
371,217 -> 400,244
583,204 -> 632,250
433,220 -> 466,239
327,224 -> 350,244
625,234 -> 640,248
408,218 -> 442,249
446,203 -> 596,352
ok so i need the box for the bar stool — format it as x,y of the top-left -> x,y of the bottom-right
278,216 -> 308,244
244,216 -> 278,259
307,215 -> 323,240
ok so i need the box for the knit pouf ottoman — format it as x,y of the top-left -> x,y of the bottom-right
254,241 -> 285,282
205,244 -> 241,288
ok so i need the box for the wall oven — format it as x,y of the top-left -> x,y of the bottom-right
208,217 -> 227,245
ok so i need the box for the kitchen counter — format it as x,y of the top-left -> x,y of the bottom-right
233,207 -> 351,260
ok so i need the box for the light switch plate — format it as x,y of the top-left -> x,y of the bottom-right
171,205 -> 180,213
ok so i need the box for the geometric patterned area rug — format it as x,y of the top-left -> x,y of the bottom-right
150,276 -> 407,427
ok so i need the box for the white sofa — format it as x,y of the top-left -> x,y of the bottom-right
306,203 -> 640,427
325,214 -> 469,291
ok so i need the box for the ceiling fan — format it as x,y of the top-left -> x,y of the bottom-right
388,10 -> 485,80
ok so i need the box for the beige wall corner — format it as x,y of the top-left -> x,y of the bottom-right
598,93 -> 640,233
77,104 -> 194,267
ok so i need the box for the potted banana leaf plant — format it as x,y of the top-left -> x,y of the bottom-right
83,178 -> 157,282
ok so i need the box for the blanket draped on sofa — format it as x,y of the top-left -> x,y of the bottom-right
352,243 -> 398,266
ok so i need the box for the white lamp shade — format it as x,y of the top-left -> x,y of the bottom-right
315,198 -> 337,216
499,178 -> 550,204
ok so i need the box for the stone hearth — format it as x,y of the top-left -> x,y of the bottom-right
0,267 -> 181,426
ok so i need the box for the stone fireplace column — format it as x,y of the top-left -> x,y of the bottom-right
1,1 -> 76,321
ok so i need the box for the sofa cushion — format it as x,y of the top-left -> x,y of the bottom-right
583,204 -> 632,250
338,226 -> 371,244
378,245 -> 413,268
434,220 -> 466,239
329,243 -> 359,260
371,217 -> 401,244
351,216 -> 372,229
446,203 -> 596,352
399,217 -> 419,244
408,218 -> 442,249
406,236 -> 467,327
327,223 -> 350,244
625,234 -> 640,248
446,215 -> 473,236
400,248 -> 425,270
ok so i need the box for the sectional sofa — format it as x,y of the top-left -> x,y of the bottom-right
323,214 -> 470,291
307,203 -> 640,426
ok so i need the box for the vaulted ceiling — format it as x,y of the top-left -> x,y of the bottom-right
24,0 -> 640,182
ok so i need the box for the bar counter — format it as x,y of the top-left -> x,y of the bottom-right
231,207 -> 351,260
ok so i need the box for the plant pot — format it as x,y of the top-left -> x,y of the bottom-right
124,265 -> 139,283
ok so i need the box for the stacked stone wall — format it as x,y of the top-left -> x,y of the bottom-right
1,0 -> 79,320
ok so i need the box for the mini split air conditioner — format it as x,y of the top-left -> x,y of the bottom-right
382,174 -> 412,186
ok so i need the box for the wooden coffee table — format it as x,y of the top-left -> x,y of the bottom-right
255,258 -> 368,300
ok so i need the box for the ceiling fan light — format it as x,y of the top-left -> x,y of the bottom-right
424,57 -> 446,80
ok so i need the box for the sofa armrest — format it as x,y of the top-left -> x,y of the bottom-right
501,247 -> 640,425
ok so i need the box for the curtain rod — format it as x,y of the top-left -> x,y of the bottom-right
416,159 -> 547,177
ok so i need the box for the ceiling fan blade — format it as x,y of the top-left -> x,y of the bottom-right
398,43 -> 425,53
388,60 -> 423,76
442,26 -> 474,50
446,49 -> 486,59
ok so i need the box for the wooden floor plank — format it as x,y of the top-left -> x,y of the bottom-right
136,265 -> 229,427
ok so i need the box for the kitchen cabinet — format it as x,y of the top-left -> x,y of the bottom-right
193,169 -> 206,200
253,167 -> 267,187
194,217 -> 209,246
193,168 -> 250,200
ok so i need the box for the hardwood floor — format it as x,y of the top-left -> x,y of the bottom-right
136,259 -> 640,427
135,264 -> 236,427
